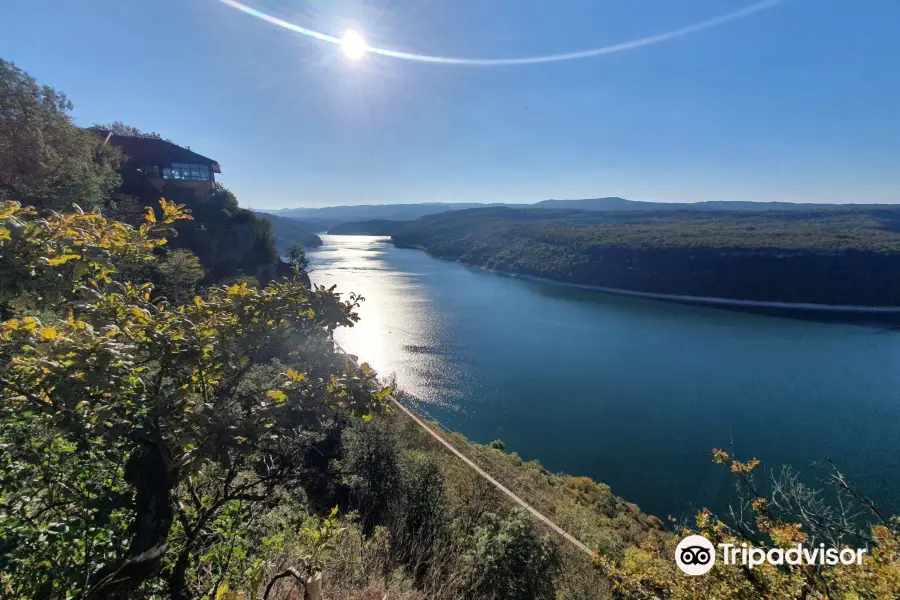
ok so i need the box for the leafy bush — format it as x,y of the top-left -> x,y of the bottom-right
393,455 -> 448,586
0,199 -> 387,599
463,510 -> 561,600
342,420 -> 404,533
154,248 -> 206,304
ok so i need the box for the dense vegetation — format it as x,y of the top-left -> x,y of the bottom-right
0,199 -> 386,598
0,59 -> 122,211
111,178 -> 281,284
2,58 -> 899,599
392,207 -> 900,306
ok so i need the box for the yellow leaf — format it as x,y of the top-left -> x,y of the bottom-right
0,226 -> 10,241
267,390 -> 287,403
21,317 -> 37,332
47,253 -> 81,266
129,307 -> 150,322
0,201 -> 20,220
362,414 -> 373,423
285,368 -> 306,382
5,319 -> 19,330
215,581 -> 229,600
144,206 -> 157,225
193,296 -> 204,309
39,326 -> 58,341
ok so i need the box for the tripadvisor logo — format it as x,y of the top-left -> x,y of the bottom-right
675,535 -> 716,575
675,534 -> 868,576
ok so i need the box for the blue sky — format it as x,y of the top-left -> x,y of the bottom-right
2,0 -> 899,208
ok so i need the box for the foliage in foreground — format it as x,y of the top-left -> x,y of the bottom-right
0,199 -> 385,599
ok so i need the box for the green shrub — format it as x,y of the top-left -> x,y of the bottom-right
464,510 -> 561,600
342,420 -> 404,534
393,455 -> 448,585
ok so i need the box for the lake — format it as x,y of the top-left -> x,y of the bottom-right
309,234 -> 900,520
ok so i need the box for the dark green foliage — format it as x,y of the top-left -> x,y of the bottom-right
154,248 -> 206,304
285,244 -> 310,272
166,184 -> 280,282
342,420 -> 404,533
0,59 -> 122,210
339,415 -> 576,600
394,456 -> 448,585
464,511 -> 561,600
115,176 -> 281,283
491,439 -> 506,451
393,207 -> 900,306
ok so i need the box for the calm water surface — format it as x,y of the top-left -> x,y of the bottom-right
310,235 -> 900,519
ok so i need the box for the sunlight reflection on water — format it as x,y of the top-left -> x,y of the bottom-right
307,234 -> 900,520
309,235 -> 453,406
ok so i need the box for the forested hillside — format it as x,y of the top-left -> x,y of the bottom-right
328,218 -> 407,235
392,207 -> 900,306
257,212 -> 323,252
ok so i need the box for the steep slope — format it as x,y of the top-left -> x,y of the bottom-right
257,212 -> 323,251
392,206 -> 900,307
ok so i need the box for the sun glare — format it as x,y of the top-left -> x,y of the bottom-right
341,29 -> 368,61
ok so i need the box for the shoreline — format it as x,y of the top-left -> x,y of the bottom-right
391,242 -> 900,316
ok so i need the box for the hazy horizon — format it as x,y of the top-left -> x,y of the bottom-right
262,196 -> 898,212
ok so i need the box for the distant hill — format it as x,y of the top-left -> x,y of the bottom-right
265,199 -> 884,232
533,197 -> 651,210
268,202 -> 512,223
391,205 -> 900,307
254,212 -> 333,233
532,197 -> 852,212
256,212 -> 322,252
328,219 -> 407,235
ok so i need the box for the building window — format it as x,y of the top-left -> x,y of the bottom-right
163,163 -> 212,181
136,165 -> 160,178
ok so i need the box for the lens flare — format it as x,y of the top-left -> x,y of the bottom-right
341,29 -> 368,61
214,0 -> 786,67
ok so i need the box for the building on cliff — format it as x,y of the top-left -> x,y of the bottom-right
91,129 -> 221,195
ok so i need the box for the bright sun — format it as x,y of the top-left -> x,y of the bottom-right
341,29 -> 368,61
